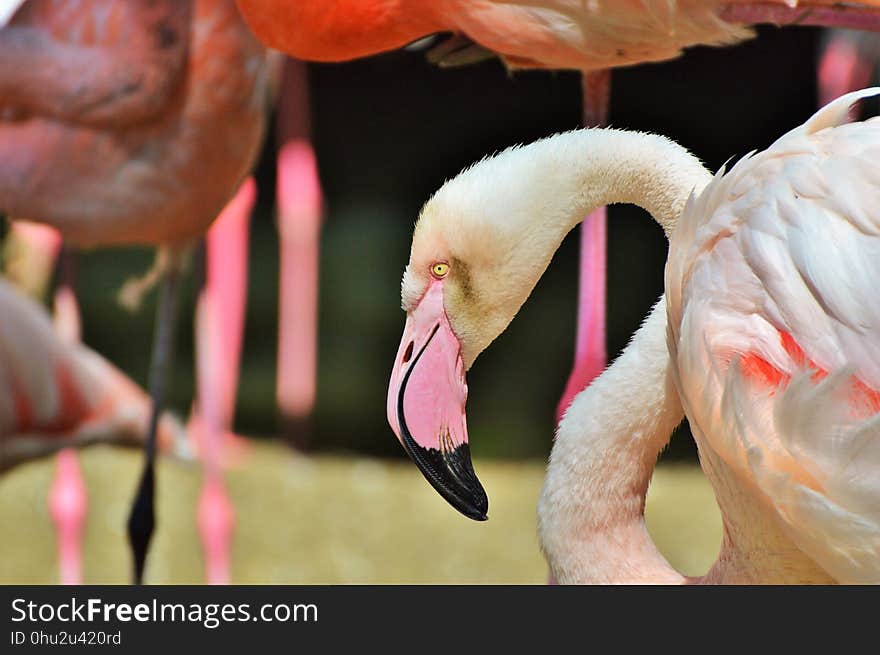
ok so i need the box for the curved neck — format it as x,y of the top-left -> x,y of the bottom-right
535,129 -> 710,243
427,129 -> 713,369
471,128 -> 712,288
507,130 -> 711,583
540,299 -> 687,583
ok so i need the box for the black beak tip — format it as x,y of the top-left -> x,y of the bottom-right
458,466 -> 489,521
463,502 -> 489,522
432,456 -> 489,522
400,436 -> 490,522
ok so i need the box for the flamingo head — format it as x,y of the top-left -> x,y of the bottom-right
386,266 -> 488,521
388,141 -> 579,520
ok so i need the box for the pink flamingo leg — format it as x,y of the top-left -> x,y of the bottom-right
195,282 -> 234,584
4,220 -> 62,298
194,177 -> 256,585
818,31 -> 876,106
53,285 -> 81,343
49,258 -> 86,585
196,178 -> 255,447
276,59 -> 323,447
556,70 -> 610,423
48,449 -> 87,585
8,221 -> 88,586
276,141 -> 322,440
556,208 -> 607,420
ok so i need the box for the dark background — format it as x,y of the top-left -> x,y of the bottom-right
68,26 -> 832,462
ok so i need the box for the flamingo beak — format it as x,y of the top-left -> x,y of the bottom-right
387,280 -> 488,521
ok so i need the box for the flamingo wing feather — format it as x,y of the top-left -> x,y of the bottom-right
666,89 -> 880,582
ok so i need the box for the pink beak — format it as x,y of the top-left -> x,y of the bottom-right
387,280 -> 488,520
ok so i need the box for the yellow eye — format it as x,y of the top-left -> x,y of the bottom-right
431,262 -> 450,278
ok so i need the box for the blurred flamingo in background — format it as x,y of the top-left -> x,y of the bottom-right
0,273 -> 187,472
0,257 -> 187,584
5,220 -> 88,585
385,89 -> 880,582
4,179 -> 257,585
0,0 -> 269,583
236,0 -> 880,437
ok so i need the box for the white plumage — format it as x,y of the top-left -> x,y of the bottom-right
666,88 -> 880,583
399,89 -> 879,582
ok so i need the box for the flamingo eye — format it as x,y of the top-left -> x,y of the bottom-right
431,262 -> 450,278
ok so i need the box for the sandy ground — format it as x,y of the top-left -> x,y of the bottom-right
0,442 -> 721,584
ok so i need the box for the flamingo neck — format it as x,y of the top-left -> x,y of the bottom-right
540,299 -> 690,583
481,128 -> 712,259
419,128 -> 712,370
420,131 -> 713,575
499,131 -> 710,583
236,0 -> 444,61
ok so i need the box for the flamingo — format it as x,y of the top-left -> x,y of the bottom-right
1,254 -> 185,583
0,0 -> 269,583
235,2 -> 880,68
385,89 -> 880,582
3,220 -> 88,585
5,220 -> 86,585
4,221 -> 170,585
655,87 -> 880,583
3,178 -> 255,584
0,275 -> 187,472
236,1 -> 880,439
